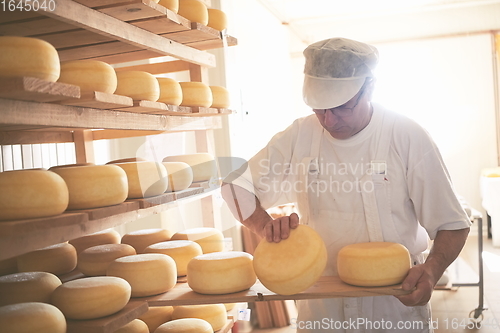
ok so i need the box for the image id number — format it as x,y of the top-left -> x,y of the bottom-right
1,0 -> 56,11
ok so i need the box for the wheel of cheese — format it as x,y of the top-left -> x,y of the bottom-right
114,161 -> 168,199
0,169 -> 69,221
106,253 -> 177,297
107,157 -> 147,164
209,85 -> 230,108
17,243 -> 77,276
158,0 -> 179,13
253,224 -> 327,295
178,0 -> 208,25
0,36 -> 60,82
0,272 -> 62,306
172,304 -> 227,331
50,276 -> 131,320
115,71 -> 160,102
179,82 -> 213,107
50,164 -> 128,210
77,244 -> 137,276
115,319 -> 149,333
121,228 -> 172,254
157,77 -> 183,105
58,60 -> 117,94
187,251 -> 256,294
171,227 -> 224,253
162,153 -> 217,183
207,9 -> 228,31
156,318 -> 213,333
144,240 -> 202,276
69,229 -> 121,254
138,306 -> 173,333
0,257 -> 17,276
162,162 -> 193,192
0,302 -> 66,333
224,303 -> 235,311
337,242 -> 411,287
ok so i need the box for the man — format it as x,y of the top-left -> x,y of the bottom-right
222,37 -> 470,332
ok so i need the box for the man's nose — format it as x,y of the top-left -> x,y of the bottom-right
324,109 -> 340,127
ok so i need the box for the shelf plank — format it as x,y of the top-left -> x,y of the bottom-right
164,22 -> 220,45
0,15 -> 77,36
0,130 -> 74,145
69,201 -> 141,220
131,14 -> 191,35
37,29 -> 114,49
0,77 -> 80,103
187,35 -> 238,51
113,100 -> 169,113
59,91 -> 134,109
114,60 -> 191,74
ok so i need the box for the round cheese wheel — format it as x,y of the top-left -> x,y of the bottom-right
0,257 -> 17,276
253,224 -> 327,295
158,0 -> 179,13
209,85 -> 230,108
114,161 -> 168,199
179,82 -> 212,107
337,242 -> 411,287
77,243 -> 137,276
138,306 -> 173,333
157,77 -> 183,105
0,169 -> 69,221
162,153 -> 217,183
156,318 -> 212,333
178,0 -> 208,25
0,272 -> 62,306
58,60 -> 117,94
171,227 -> 224,254
69,229 -> 121,254
115,71 -> 160,102
172,304 -> 227,331
0,36 -> 60,82
224,303 -> 235,311
144,240 -> 202,276
162,162 -> 193,192
51,276 -> 131,320
121,228 -> 172,254
0,302 -> 66,333
187,251 -> 256,294
50,164 -> 128,210
114,319 -> 149,333
17,243 -> 77,276
107,253 -> 177,297
207,9 -> 228,31
107,157 -> 147,164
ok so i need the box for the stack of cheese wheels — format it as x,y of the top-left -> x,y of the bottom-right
50,164 -> 128,210
179,82 -> 212,107
178,0 -> 208,25
0,257 -> 17,276
115,71 -> 160,101
107,253 -> 177,297
162,162 -> 194,192
50,276 -> 131,320
172,304 -> 227,331
115,319 -> 149,333
77,243 -> 136,276
0,272 -> 62,306
0,169 -> 69,221
207,9 -> 228,31
209,86 -> 230,108
58,60 -> 117,94
253,224 -> 327,295
337,242 -> 411,287
0,302 -> 66,333
157,78 -> 183,105
0,36 -> 60,82
69,228 -> 121,254
158,0 -> 179,13
17,243 -> 77,276
156,318 -> 213,333
171,227 -> 224,253
121,228 -> 172,254
138,306 -> 173,333
113,161 -> 168,199
187,251 -> 256,294
163,153 -> 217,183
144,240 -> 202,276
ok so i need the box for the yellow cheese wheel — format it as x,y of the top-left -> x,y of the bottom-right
0,302 -> 66,333
209,86 -> 230,108
69,228 -> 121,254
172,304 -> 227,331
158,0 -> 179,13
121,228 -> 172,254
0,272 -> 62,306
0,169 -> 69,221
115,71 -> 160,102
77,244 -> 137,276
179,82 -> 213,107
224,303 -> 235,311
17,243 -> 77,276
107,253 -> 177,297
162,162 -> 193,192
138,306 -> 173,333
144,240 -> 202,276
0,36 -> 60,82
187,251 -> 256,294
178,0 -> 208,25
253,224 -> 327,295
337,242 -> 411,287
157,77 -> 183,105
207,9 -> 228,31
0,257 -> 17,276
171,227 -> 224,254
114,319 -> 150,333
156,318 -> 213,333
107,157 -> 147,164
162,153 -> 217,183
114,161 -> 168,199
58,60 -> 117,94
51,276 -> 131,320
50,164 -> 128,210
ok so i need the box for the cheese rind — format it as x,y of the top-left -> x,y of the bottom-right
158,0 -> 179,13
162,162 -> 194,192
172,304 -> 227,331
145,240 -> 202,276
114,319 -> 149,333
121,228 -> 172,254
0,272 -> 62,306
138,306 -> 174,333
157,77 -> 183,105
209,86 -> 230,108
207,9 -> 228,31
58,60 -> 117,94
162,153 -> 217,183
0,302 -> 66,333
179,82 -> 213,107
77,244 -> 137,276
69,229 -> 121,254
171,227 -> 224,254
17,243 -> 77,276
178,0 -> 208,25
156,318 -> 213,333
114,161 -> 168,199
115,71 -> 160,102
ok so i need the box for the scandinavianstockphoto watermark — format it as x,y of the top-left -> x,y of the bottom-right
290,317 -> 425,331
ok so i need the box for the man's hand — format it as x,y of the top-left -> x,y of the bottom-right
395,263 -> 438,306
262,213 -> 300,243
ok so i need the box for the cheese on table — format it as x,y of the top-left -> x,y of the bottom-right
17,243 -> 77,276
50,276 -> 131,320
144,240 -> 202,276
58,60 -> 117,94
0,36 -> 60,82
253,224 -> 327,295
171,227 -> 224,253
114,319 -> 149,333
69,229 -> 121,254
172,304 -> 227,331
155,318 -> 213,333
162,162 -> 194,192
179,82 -> 213,107
0,169 -> 69,221
158,0 -> 179,13
106,253 -> 177,297
187,251 -> 256,294
0,302 -> 66,333
113,161 -> 168,199
115,71 -> 160,102
121,228 -> 172,254
157,77 -> 183,105
178,0 -> 208,25
162,153 -> 217,183
207,9 -> 228,31
0,272 -> 62,306
209,85 -> 230,108
138,306 -> 174,333
337,242 -> 411,287
77,244 -> 137,276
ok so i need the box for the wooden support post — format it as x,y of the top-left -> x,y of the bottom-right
73,129 -> 95,164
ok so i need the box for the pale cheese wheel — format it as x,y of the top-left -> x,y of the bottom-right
115,71 -> 160,102
187,251 -> 256,294
162,162 -> 193,192
0,169 -> 69,221
107,253 -> 177,297
107,157 -> 147,164
58,60 -> 117,94
115,319 -> 149,333
172,304 -> 226,331
138,306 -> 173,333
0,257 -> 17,276
69,229 -> 121,254
337,242 -> 411,287
50,164 -> 128,210
121,228 -> 172,254
157,77 -> 183,105
162,153 -> 217,183
0,36 -> 60,82
77,244 -> 136,276
224,303 -> 235,311
171,227 -> 224,254
0,272 -> 62,306
178,0 -> 208,25
144,240 -> 202,276
158,0 -> 179,13
17,243 -> 77,276
207,9 -> 228,31
114,161 -> 168,199
209,86 -> 230,108
179,82 -> 212,107
253,224 -> 327,295
156,318 -> 213,333
0,302 -> 66,333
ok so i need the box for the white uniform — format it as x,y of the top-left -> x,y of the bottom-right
229,104 -> 471,333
